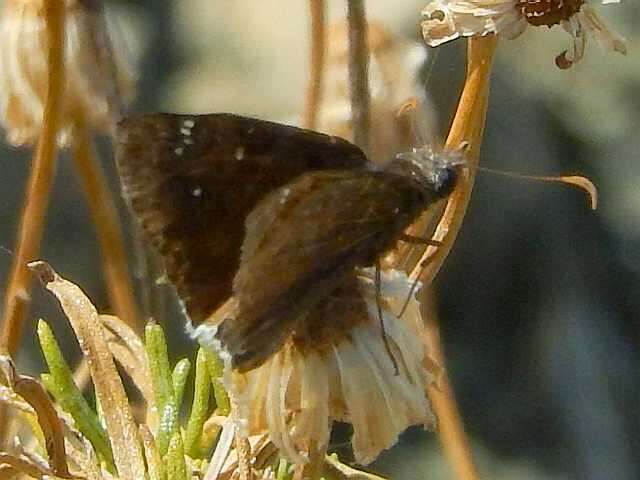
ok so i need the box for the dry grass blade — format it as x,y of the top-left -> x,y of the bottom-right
0,385 -> 35,414
0,452 -> 65,480
29,261 -> 146,480
0,355 -> 71,478
12,375 -> 71,478
100,314 -> 152,403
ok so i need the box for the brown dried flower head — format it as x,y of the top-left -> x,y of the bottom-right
0,0 -> 135,146
422,0 -> 626,69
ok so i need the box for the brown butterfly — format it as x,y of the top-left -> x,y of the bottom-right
116,113 -> 457,372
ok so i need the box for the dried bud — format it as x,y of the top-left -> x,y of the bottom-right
0,0 -> 135,146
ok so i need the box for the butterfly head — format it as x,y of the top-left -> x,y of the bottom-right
389,145 -> 464,197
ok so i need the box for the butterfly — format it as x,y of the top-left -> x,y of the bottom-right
115,113 -> 457,372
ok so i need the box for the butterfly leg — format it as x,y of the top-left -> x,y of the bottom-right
396,238 -> 443,318
375,260 -> 399,376
398,233 -> 442,247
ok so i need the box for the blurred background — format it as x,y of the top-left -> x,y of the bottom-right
0,1 -> 638,479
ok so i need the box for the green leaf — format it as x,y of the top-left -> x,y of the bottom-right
171,358 -> 191,410
145,324 -> 179,455
37,320 -> 115,469
166,432 -> 188,480
203,350 -> 230,415
184,349 -> 211,457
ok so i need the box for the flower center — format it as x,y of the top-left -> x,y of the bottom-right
517,0 -> 585,27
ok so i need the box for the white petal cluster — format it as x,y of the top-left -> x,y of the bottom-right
234,269 -> 436,465
421,0 -> 626,69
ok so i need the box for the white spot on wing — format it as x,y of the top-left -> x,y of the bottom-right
234,146 -> 245,161
280,187 -> 291,204
174,147 -> 184,156
183,119 -> 196,128
192,186 -> 203,197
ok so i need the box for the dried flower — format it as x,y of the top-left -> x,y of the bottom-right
317,22 -> 437,163
216,268 -> 437,466
421,0 -> 626,68
0,0 -> 135,146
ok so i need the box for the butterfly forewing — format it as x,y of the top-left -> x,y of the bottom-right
115,113 -> 368,323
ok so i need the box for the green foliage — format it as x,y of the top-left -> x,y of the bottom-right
37,320 -> 115,470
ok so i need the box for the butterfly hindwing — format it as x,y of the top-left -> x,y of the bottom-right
115,113 -> 368,323
216,169 -> 430,370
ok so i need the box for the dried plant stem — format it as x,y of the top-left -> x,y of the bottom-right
346,0 -> 370,155
303,0 -> 326,130
0,0 -> 66,356
0,0 -> 66,446
409,36 -> 497,285
423,289 -> 480,480
70,118 -> 141,330
408,36 -> 498,480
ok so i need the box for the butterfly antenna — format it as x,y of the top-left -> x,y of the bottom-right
476,166 -> 598,210
375,261 -> 399,375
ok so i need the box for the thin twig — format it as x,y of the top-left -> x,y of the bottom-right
70,117 -> 141,330
0,0 -> 66,446
346,0 -> 370,155
303,0 -> 326,130
1,0 -> 66,356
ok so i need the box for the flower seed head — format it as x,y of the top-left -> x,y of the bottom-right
517,0 -> 585,27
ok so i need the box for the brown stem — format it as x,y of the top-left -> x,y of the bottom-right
70,119 -> 141,330
346,0 -> 370,155
303,0 -> 326,130
0,0 -> 66,447
423,290 -> 480,480
408,36 -> 498,480
409,36 -> 497,284
1,0 -> 66,356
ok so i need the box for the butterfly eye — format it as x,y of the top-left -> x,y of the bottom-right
434,166 -> 457,196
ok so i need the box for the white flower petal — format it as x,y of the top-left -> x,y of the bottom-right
234,269 -> 435,465
422,0 -> 524,46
